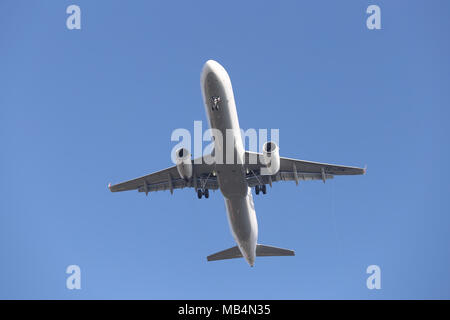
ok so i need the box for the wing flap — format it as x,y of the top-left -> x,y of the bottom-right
246,171 -> 334,187
136,177 -> 219,193
279,156 -> 365,175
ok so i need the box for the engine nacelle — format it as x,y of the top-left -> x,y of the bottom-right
261,141 -> 280,175
175,148 -> 193,180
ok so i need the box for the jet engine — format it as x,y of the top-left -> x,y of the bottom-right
175,148 -> 193,180
261,141 -> 280,175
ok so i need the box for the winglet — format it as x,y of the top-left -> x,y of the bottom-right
363,165 -> 367,175
108,183 -> 112,191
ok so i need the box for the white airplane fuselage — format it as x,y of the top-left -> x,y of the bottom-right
109,60 -> 364,265
200,60 -> 258,266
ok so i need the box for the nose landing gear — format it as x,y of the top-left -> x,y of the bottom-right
211,96 -> 221,111
255,185 -> 267,195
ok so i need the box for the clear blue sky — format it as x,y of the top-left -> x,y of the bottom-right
1,0 -> 449,299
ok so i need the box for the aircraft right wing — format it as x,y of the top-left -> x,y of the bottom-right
108,155 -> 218,195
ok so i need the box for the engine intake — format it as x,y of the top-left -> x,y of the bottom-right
261,141 -> 280,175
175,148 -> 193,180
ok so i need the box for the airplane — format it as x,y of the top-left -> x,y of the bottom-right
108,60 -> 366,267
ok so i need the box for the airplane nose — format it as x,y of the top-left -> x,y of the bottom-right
204,59 -> 218,68
202,59 -> 219,75
201,60 -> 225,88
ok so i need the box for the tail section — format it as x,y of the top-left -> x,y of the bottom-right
207,244 -> 294,262
255,244 -> 295,257
207,246 -> 242,261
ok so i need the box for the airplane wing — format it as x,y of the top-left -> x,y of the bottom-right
109,151 -> 365,194
108,155 -> 218,195
244,151 -> 365,187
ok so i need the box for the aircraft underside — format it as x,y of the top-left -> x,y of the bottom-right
108,60 -> 365,266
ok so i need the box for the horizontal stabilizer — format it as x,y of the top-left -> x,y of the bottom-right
207,244 -> 295,262
207,246 -> 242,261
256,244 -> 295,257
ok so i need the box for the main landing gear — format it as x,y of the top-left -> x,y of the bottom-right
255,185 -> 267,195
197,188 -> 209,199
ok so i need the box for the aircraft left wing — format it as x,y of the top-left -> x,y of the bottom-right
244,151 -> 365,187
108,155 -> 218,195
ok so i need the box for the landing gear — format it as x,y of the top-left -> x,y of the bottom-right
211,96 -> 221,111
197,189 -> 210,199
255,185 -> 266,195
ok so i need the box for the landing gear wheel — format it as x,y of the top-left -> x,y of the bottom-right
255,185 -> 260,195
197,189 -> 203,199
204,189 -> 209,199
211,96 -> 221,111
261,185 -> 267,194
